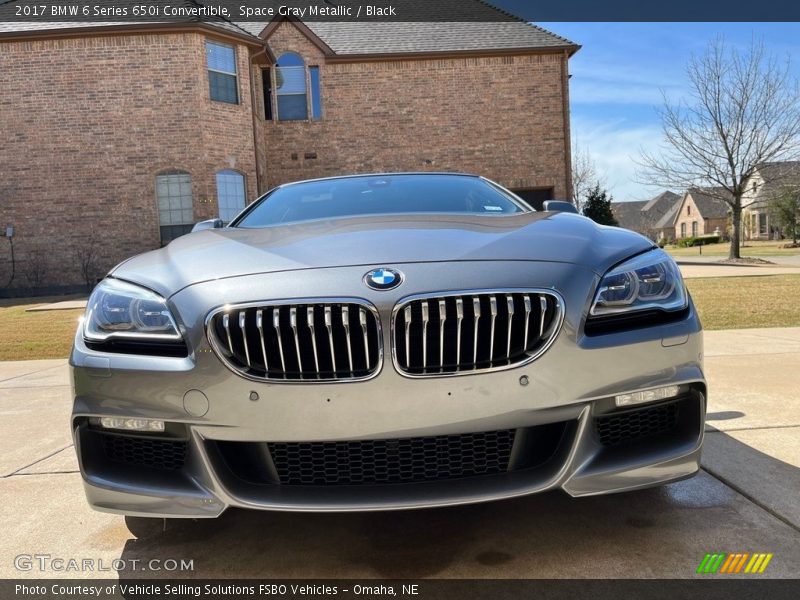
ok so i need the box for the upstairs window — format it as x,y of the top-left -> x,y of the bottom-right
273,53 -> 323,121
275,52 -> 307,120
206,40 -> 238,104
216,170 -> 246,222
309,66 -> 322,120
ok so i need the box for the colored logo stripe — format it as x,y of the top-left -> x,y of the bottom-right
698,552 -> 773,574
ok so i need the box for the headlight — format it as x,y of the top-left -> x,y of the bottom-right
590,250 -> 687,317
83,279 -> 182,342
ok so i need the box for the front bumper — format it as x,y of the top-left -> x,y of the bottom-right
70,261 -> 705,517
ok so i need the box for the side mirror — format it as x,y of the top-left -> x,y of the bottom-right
542,201 -> 578,214
191,218 -> 224,233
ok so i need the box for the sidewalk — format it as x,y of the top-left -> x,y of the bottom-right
679,262 -> 800,278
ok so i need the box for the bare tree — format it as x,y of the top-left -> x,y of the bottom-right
24,244 -> 49,289
571,138 -> 601,212
639,38 -> 800,259
75,237 -> 101,290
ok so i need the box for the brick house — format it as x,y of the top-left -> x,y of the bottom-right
0,3 -> 578,294
673,188 -> 731,240
740,161 -> 800,240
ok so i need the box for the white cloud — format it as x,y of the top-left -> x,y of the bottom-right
569,61 -> 685,106
572,117 -> 668,201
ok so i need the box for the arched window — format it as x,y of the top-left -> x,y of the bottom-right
275,52 -> 308,120
272,52 -> 322,121
216,170 -> 246,222
156,171 -> 194,244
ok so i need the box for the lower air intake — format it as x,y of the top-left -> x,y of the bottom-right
595,401 -> 680,447
100,433 -> 187,471
268,429 -> 516,486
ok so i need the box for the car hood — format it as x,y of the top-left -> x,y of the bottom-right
112,212 -> 655,297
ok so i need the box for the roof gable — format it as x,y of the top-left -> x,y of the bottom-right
685,187 -> 731,219
753,161 -> 800,199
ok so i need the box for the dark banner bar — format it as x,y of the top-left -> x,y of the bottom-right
1,0 -> 800,23
4,579 -> 800,600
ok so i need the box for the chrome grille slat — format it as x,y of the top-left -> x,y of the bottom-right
539,296 -> 547,338
394,290 -> 563,377
324,306 -> 337,376
523,296 -> 532,348
307,307 -> 320,376
438,299 -> 446,368
238,312 -> 251,368
256,310 -> 269,374
506,296 -> 515,361
421,300 -> 430,370
472,297 -> 481,368
342,306 -> 353,375
488,295 -> 497,363
404,305 -> 412,368
455,298 -> 464,366
209,300 -> 381,382
359,308 -> 370,370
273,309 -> 286,375
222,313 -> 233,355
290,307 -> 303,374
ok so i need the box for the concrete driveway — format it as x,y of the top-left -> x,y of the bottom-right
1,329 -> 798,579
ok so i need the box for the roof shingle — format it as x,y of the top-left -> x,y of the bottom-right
0,1 -> 579,55
685,187 -> 731,219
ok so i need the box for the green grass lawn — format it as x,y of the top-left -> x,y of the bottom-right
685,275 -> 800,330
2,277 -> 799,361
666,239 -> 800,258
0,297 -> 83,361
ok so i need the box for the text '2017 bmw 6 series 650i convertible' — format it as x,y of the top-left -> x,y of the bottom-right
71,173 -> 705,517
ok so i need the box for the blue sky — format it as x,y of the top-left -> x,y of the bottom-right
532,23 -> 800,201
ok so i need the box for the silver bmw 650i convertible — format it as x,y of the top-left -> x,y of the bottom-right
70,172 -> 705,518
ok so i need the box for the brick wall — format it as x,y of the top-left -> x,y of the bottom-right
0,22 -> 573,292
0,32 -> 258,291
259,22 -> 570,195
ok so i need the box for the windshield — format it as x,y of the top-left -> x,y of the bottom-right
234,174 -> 528,227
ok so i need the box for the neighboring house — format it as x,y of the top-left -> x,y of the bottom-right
612,190 -> 681,241
652,199 -> 682,243
673,188 -> 731,240
741,161 -> 800,240
0,1 -> 579,293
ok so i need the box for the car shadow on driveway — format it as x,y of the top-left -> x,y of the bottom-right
112,427 -> 800,580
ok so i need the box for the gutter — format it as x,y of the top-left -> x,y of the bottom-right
0,21 -> 264,46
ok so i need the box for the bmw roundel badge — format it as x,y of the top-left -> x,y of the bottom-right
364,268 -> 403,291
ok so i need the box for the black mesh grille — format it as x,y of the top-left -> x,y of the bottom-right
595,402 -> 680,447
394,291 -> 561,375
101,433 -> 187,471
268,430 -> 516,485
209,302 -> 381,381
